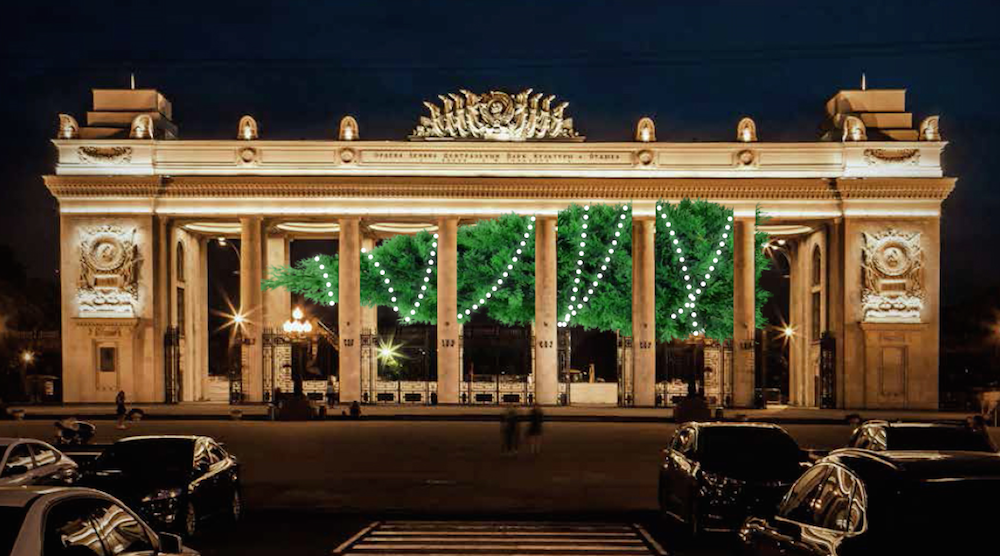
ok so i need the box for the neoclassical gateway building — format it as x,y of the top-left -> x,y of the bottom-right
45,85 -> 953,409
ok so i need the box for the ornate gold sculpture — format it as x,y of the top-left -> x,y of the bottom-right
861,229 -> 923,322
238,115 -> 259,140
919,116 -> 941,141
58,114 -> 79,139
842,116 -> 867,141
737,117 -> 758,142
130,114 -> 154,139
635,117 -> 656,142
410,89 -> 581,141
339,116 -> 359,141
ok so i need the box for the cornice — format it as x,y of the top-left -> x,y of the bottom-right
834,177 -> 956,200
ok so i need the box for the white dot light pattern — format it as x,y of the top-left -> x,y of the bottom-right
360,234 -> 439,324
558,204 -> 627,328
458,216 -> 536,322
659,206 -> 734,337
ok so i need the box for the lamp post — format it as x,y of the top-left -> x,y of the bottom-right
282,307 -> 313,396
19,351 -> 34,401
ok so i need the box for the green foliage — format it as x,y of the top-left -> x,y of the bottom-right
456,213 -> 536,326
360,231 -> 437,324
263,201 -> 770,338
262,254 -> 339,306
556,203 -> 633,335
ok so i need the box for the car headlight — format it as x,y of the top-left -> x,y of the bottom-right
142,488 -> 183,503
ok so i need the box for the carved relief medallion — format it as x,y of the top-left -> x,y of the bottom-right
863,148 -> 921,166
861,229 -> 923,322
77,225 -> 142,317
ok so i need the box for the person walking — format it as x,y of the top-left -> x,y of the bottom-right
115,390 -> 128,430
526,403 -> 544,455
501,406 -> 520,455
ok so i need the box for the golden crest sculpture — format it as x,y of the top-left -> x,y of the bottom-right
737,117 -> 758,142
410,89 -> 582,141
635,117 -> 656,142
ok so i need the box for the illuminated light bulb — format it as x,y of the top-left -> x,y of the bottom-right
528,225 -> 533,231
433,242 -> 438,248
696,289 -> 702,294
601,265 -> 607,271
502,272 -> 509,277
661,214 -> 667,219
671,314 -> 677,319
391,297 -> 397,302
576,269 -> 582,275
574,278 -> 580,284
615,231 -> 621,237
524,233 -> 530,239
584,205 -> 590,210
605,257 -> 611,262
701,281 -> 706,287
656,205 -> 661,211
705,273 -> 711,279
326,282 -> 332,287
492,286 -> 498,291
431,251 -> 436,256
684,276 -> 690,281
314,256 -> 320,262
472,304 -> 478,310
486,292 -> 492,298
577,304 -> 583,309
570,296 -> 576,302
687,284 -> 692,290
691,312 -> 698,317
716,250 -> 722,255
458,314 -> 463,320
465,309 -> 471,315
577,261 -> 583,266
596,273 -> 603,279
682,266 -> 688,271
520,241 -> 526,246
388,287 -> 394,293
512,256 -> 518,262
379,270 -> 385,275
673,239 -> 679,245
508,264 -> 514,270
360,247 -> 367,253
623,205 -> 629,211
428,259 -> 434,265
497,279 -> 503,284
414,302 -> 421,307
620,214 -> 626,220
573,287 -> 579,292
713,258 -> 719,263
676,248 -> 682,253
373,261 -> 380,267
612,240 -> 618,246
479,299 -> 485,304
709,266 -> 715,271
722,234 -> 728,239
404,317 -> 411,322
582,233 -> 587,238
583,215 -> 589,220
666,222 -> 672,227
323,273 -> 328,278
725,225 -> 731,230
583,296 -> 589,302
588,289 -> 594,294
693,321 -> 698,327
592,281 -> 599,286
384,279 -> 390,284
329,301 -> 335,306
433,233 -> 439,239
670,230 -> 675,236
728,216 -> 733,221
393,306 -> 399,312
319,264 -> 325,270
367,254 -> 373,260
679,308 -> 685,314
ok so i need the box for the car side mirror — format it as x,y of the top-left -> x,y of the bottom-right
158,532 -> 183,554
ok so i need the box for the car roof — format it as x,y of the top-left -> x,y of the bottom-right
826,448 -> 1000,482
682,422 -> 786,430
0,486 -> 75,508
114,435 -> 202,443
862,420 -> 968,429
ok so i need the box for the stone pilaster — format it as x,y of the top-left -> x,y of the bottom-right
534,217 -> 558,405
263,230 -> 290,328
632,219 -> 656,407
239,216 -> 264,402
436,218 -> 460,403
338,218 -> 362,404
732,218 -> 756,408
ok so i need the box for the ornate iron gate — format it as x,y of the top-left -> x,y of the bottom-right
360,330 -> 377,404
557,329 -> 571,405
617,334 -> 634,406
819,333 -> 836,409
163,326 -> 180,403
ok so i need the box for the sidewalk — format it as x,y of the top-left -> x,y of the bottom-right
5,401 -> 978,424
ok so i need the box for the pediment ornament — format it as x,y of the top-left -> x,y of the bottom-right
411,89 -> 582,141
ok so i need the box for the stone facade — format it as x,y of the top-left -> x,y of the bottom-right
46,87 -> 954,408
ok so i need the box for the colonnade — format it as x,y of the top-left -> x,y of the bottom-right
235,214 -> 759,407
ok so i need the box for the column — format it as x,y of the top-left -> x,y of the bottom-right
197,237 -> 210,401
436,218 -> 460,403
360,236 -> 378,334
152,216 -> 171,402
534,217 -> 558,405
263,230 -> 291,328
239,217 -> 264,402
338,218 -> 362,404
632,219 -> 656,406
732,217 -> 757,407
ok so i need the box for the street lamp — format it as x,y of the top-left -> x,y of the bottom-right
282,307 -> 313,397
21,351 -> 34,364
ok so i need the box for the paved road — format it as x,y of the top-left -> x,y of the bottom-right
0,420 -> 866,512
3,420 -> 996,555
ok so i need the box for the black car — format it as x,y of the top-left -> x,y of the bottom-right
739,449 -> 1000,555
847,420 -> 997,452
80,435 -> 242,538
658,422 -> 810,535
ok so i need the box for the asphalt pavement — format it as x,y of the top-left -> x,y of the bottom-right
2,419 -> 996,555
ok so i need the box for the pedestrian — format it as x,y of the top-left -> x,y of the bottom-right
501,406 -> 520,455
526,403 -> 544,454
349,400 -> 362,419
115,390 -> 128,430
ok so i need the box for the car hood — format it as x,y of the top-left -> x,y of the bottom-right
80,468 -> 188,502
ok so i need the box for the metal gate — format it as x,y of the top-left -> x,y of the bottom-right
617,334 -> 634,406
819,333 -> 836,409
557,329 -> 571,405
360,330 -> 377,404
163,326 -> 180,404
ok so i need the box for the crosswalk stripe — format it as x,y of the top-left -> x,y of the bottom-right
332,521 -> 667,556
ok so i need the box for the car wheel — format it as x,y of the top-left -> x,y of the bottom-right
230,488 -> 243,522
183,502 -> 198,538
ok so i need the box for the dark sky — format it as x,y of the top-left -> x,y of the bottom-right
1,0 -> 998,308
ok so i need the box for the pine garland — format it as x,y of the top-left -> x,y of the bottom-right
261,200 -> 770,339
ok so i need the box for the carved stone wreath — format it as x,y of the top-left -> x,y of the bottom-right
77,146 -> 133,165
863,148 -> 920,166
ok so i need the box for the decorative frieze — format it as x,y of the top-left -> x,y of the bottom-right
77,146 -> 133,165
863,148 -> 920,166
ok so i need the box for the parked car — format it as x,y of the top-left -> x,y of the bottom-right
739,449 -> 1000,554
847,420 -> 997,452
0,438 -> 79,487
79,435 -> 241,538
0,486 -> 197,555
658,422 -> 810,535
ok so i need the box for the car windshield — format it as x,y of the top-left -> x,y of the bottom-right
698,427 -> 802,477
0,506 -> 27,555
96,438 -> 194,475
888,427 -> 996,452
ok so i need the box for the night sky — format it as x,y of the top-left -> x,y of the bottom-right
1,0 -> 998,311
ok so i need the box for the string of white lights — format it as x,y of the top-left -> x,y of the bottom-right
457,216 -> 536,322
658,204 -> 734,336
359,234 -> 439,324
558,204 -> 629,328
313,255 -> 338,308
